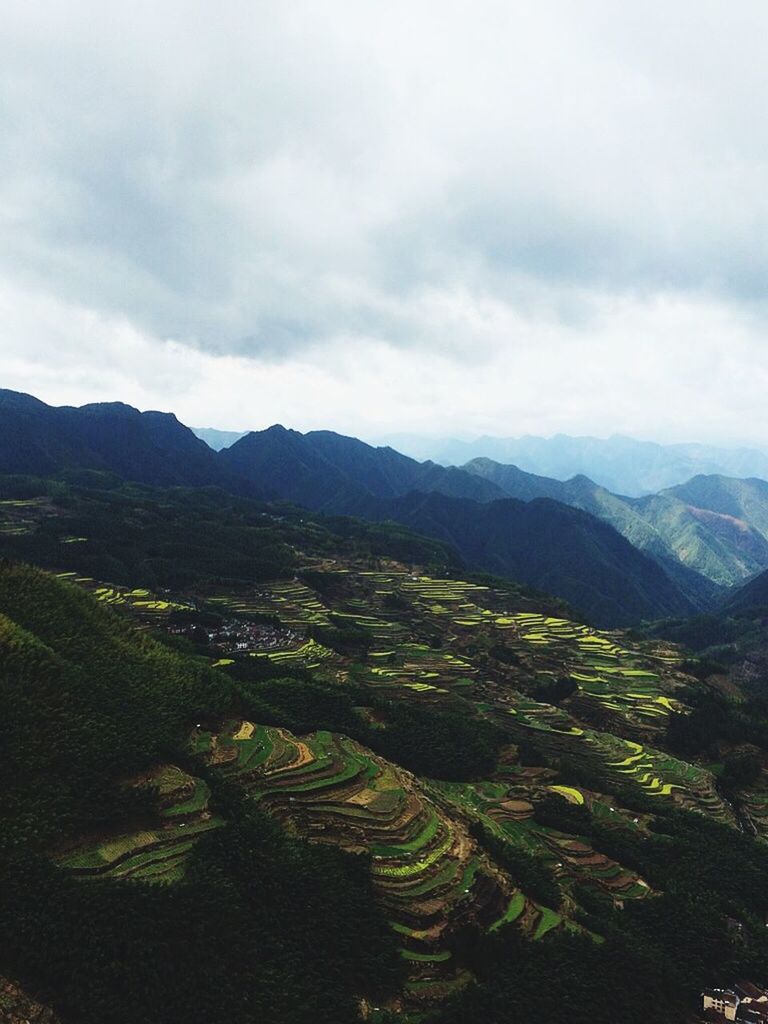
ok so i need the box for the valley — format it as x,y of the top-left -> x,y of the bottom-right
2,394 -> 768,1023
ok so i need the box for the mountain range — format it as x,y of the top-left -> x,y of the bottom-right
5,388 -> 768,628
463,459 -> 768,593
0,389 -> 250,494
376,432 -> 768,497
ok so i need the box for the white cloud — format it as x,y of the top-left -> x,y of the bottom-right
1,0 -> 768,441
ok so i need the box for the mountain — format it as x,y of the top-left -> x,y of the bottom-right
723,567 -> 768,615
464,458 -> 768,593
378,432 -> 768,496
354,491 -> 696,628
219,427 -> 697,625
4,491 -> 767,1024
192,427 -> 248,450
219,425 -> 506,508
0,392 -> 702,625
664,475 -> 768,540
0,390 -> 254,493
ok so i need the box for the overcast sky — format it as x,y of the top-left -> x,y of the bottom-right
2,1 -> 768,443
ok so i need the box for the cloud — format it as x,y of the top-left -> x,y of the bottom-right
1,0 -> 768,440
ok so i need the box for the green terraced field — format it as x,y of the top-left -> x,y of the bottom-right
496,612 -> 686,731
51,559 -> 740,995
201,720 -> 514,960
57,765 -> 224,883
57,576 -> 192,616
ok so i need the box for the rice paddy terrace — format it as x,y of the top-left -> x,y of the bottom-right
196,720 -> 521,994
53,557 -> 743,1003
53,572 -> 193,617
498,611 -> 684,733
432,776 -> 651,909
195,564 -> 728,818
0,497 -> 55,537
56,765 -> 225,883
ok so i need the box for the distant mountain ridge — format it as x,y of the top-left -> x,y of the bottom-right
377,432 -> 768,496
463,458 -> 768,592
17,390 -> 768,625
192,427 -> 248,450
0,390 -> 701,627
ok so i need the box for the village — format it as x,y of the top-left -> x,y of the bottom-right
166,615 -> 304,656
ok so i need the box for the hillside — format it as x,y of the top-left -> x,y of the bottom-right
723,567 -> 768,616
0,390 -> 254,494
665,475 -> 768,541
219,425 -> 505,506
218,429 -> 695,626
4,496 -> 768,1023
355,491 -> 696,628
465,457 -> 768,592
1,390 -> 756,626
0,470 -> 694,629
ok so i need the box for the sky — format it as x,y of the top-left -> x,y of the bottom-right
2,1 -> 768,444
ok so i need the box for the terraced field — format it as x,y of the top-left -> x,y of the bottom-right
190,719 -> 558,988
497,612 -> 685,733
397,576 -> 496,627
0,497 -> 51,536
433,777 -> 651,908
488,691 -> 731,820
178,567 -> 726,821
248,637 -> 339,670
56,766 -> 224,882
54,574 -> 192,616
51,558 -> 742,1002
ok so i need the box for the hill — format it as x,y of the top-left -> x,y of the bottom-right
0,392 -> 718,626
723,567 -> 768,616
0,390 -> 253,493
5,496 -> 768,1023
219,429 -> 695,626
354,491 -> 696,628
219,425 -> 505,507
665,475 -> 768,541
464,458 -> 768,592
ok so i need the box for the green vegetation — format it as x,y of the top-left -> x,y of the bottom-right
5,472 -> 768,1023
0,563 -> 401,1024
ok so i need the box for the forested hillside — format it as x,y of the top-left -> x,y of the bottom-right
0,392 -> 703,626
465,457 -> 768,591
4,477 -> 768,1023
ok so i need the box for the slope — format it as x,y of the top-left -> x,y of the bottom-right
218,430 -> 696,626
219,425 -> 505,506
5,496 -> 768,1023
465,457 -> 765,593
0,390 -> 254,493
354,491 -> 696,628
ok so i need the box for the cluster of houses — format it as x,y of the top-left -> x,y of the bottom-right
702,982 -> 768,1023
168,619 -> 302,655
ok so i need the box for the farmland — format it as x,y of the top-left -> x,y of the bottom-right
5,482 -> 768,1024
43,552 -> 746,1003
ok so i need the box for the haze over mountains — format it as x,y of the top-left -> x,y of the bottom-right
6,389 -> 768,628
376,433 -> 768,497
